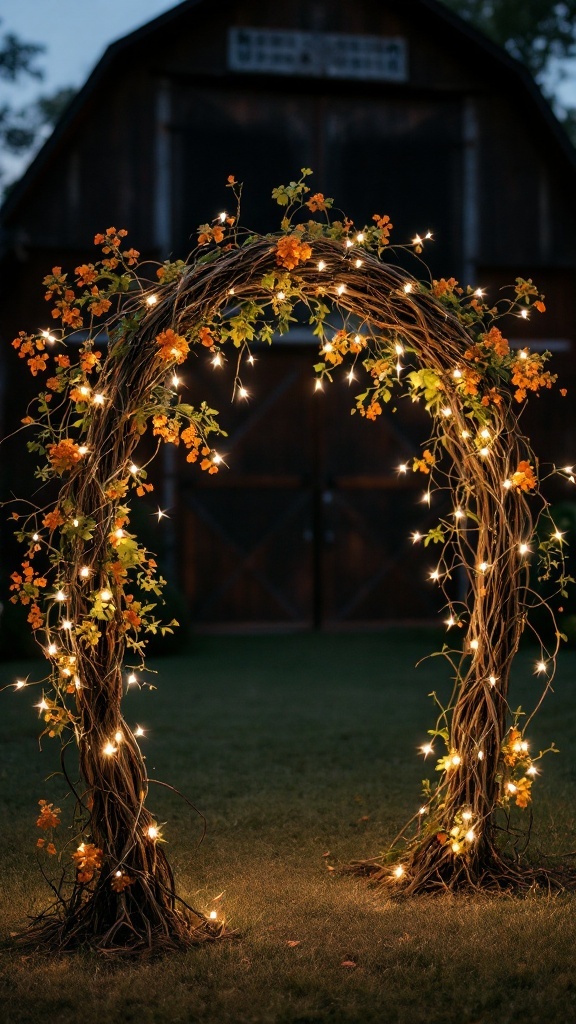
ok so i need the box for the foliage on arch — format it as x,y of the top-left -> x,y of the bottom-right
4,168 -> 573,951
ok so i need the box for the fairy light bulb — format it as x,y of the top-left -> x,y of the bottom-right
451,754 -> 461,766
519,543 -> 530,555
395,343 -> 404,356
114,528 -> 124,539
36,699 -> 49,711
172,374 -> 181,387
478,561 -> 489,573
336,284 -> 346,296
47,644 -> 58,656
477,750 -> 484,760
55,590 -> 66,602
15,679 -> 26,689
421,492 -> 431,505
79,386 -> 90,397
412,234 -> 423,246
393,865 -> 404,878
429,569 -> 440,581
445,615 -> 455,628
488,675 -> 497,686
238,387 -> 249,400
100,589 -> 112,603
146,294 -> 158,306
425,231 -> 433,239
441,406 -> 452,418
453,508 -> 464,520
78,446 -> 89,456
420,743 -> 434,757
314,379 -> 323,392
403,283 -> 413,294
453,368 -> 462,379
345,239 -> 353,249
317,260 -> 326,271
147,825 -> 159,840
61,620 -> 72,630
451,841 -> 461,854
503,479 -> 512,489
212,453 -> 222,465
103,742 -> 116,756
129,464 -> 139,474
114,730 -> 123,744
412,532 -> 422,543
507,782 -> 517,793
40,329 -> 57,343
92,393 -> 105,405
465,829 -> 476,842
348,370 -> 355,383
536,661 -> 547,673
247,354 -> 255,365
418,806 -> 427,815
79,566 -> 90,578
218,211 -> 227,223
469,639 -> 479,651
73,519 -> 79,528
209,910 -> 218,920
527,765 -> 538,776
474,287 -> 484,298
553,530 -> 564,541
398,463 -> 408,474
276,291 -> 285,300
462,810 -> 472,822
519,349 -> 528,359
212,353 -> 223,368
479,428 -> 490,439
135,725 -> 145,737
32,532 -> 39,541
127,673 -> 137,685
355,258 -> 363,268
520,309 -> 529,319
461,429 -> 470,439
479,447 -> 490,457
356,232 -> 364,242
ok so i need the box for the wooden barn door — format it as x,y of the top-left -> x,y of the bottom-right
176,345 -> 446,629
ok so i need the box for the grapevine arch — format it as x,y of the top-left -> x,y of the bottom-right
8,184 -> 568,952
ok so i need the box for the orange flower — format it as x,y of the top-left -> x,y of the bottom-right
155,328 -> 189,364
275,235 -> 312,270
306,193 -> 328,212
42,508 -> 65,531
511,460 -> 537,492
111,872 -> 134,892
199,326 -> 215,348
79,350 -> 102,372
122,247 -> 140,265
28,353 -> 49,376
27,603 -> 44,630
47,439 -> 83,473
514,777 -> 532,809
88,292 -> 112,317
413,449 -> 435,474
152,414 -> 180,443
372,214 -> 393,245
197,224 -> 225,246
72,842 -> 103,884
75,264 -> 98,286
37,799 -> 61,830
481,326 -> 509,357
432,277 -> 459,297
54,354 -> 71,368
364,400 -> 382,421
94,227 -> 128,251
46,843 -> 57,856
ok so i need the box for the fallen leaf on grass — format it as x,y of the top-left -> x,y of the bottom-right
286,940 -> 301,947
341,959 -> 357,968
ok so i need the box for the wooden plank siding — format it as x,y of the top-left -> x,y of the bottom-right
2,0 -> 576,629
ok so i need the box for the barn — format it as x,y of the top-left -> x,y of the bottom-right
1,0 -> 575,632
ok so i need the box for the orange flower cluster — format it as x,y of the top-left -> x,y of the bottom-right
36,799 -> 61,830
181,424 -> 218,472
47,438 -> 84,473
513,777 -> 532,808
27,603 -> 44,630
50,287 -> 83,329
510,353 -> 557,403
42,508 -> 65,531
372,214 -> 393,245
152,414 -> 181,444
93,227 -> 139,270
9,561 -> 47,605
87,289 -> 112,318
510,460 -> 537,492
413,449 -> 436,474
199,326 -> 216,348
80,350 -> 102,372
358,399 -> 382,421
121,596 -> 142,632
11,331 -> 49,376
111,871 -> 134,893
275,235 -> 312,270
481,326 -> 509,357
155,328 -> 189,364
72,842 -> 103,884
75,263 -> 98,286
306,193 -> 328,212
432,277 -> 461,298
36,839 -> 57,854
197,223 -> 225,246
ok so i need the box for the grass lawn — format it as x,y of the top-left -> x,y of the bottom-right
1,631 -> 576,1024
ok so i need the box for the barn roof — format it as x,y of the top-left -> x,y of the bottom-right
2,0 -> 576,222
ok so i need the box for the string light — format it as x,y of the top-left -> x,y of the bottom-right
395,343 -> 404,356
129,464 -> 139,475
171,374 -> 181,387
103,742 -> 116,756
453,508 -> 464,520
478,561 -> 489,573
276,291 -> 285,300
461,429 -> 470,439
503,479 -> 512,489
92,393 -> 105,405
429,568 -> 440,581
462,810 -> 472,822
465,829 -> 476,842
488,675 -> 497,686
441,406 -> 452,418
536,661 -> 547,674
114,528 -> 124,539
314,379 -> 323,392
356,232 -> 364,242
61,620 -> 72,630
479,428 -> 490,439
238,387 -> 249,400
420,743 -> 434,757
14,679 -> 26,690
345,239 -> 353,249
146,294 -> 158,306
393,865 -> 404,878
100,589 -> 113,602
55,590 -> 66,602
403,283 -> 413,294
474,288 -> 485,298
445,615 -> 455,628
527,765 -> 538,776
397,463 -> 408,474
79,566 -> 91,578
355,258 -> 363,268
453,368 -> 462,379
135,725 -> 145,737
40,329 -> 57,343
507,782 -> 517,794
552,530 -> 564,541
114,730 -> 123,744
477,750 -> 484,760
412,532 -> 422,543
36,699 -> 48,712
212,453 -> 222,465
156,508 -> 169,521
418,806 -> 427,815
451,753 -> 461,766
519,543 -> 530,555
519,349 -> 528,360
79,386 -> 90,397
47,644 -> 58,656
247,354 -> 255,365
147,825 -> 159,840
209,910 -> 218,920
127,673 -> 137,685
479,446 -> 490,457
347,370 -> 355,383
78,445 -> 89,456
336,284 -> 346,295
469,638 -> 479,650
218,212 -> 227,223
317,260 -> 326,271
73,519 -> 79,528
212,353 -> 223,368
520,309 -> 529,320
32,532 -> 39,541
